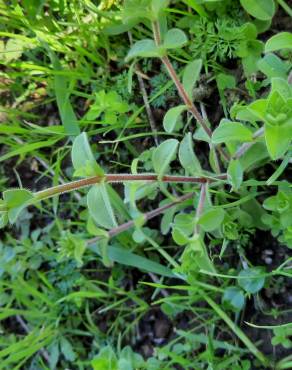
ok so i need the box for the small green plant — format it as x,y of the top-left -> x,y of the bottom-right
0,0 -> 292,369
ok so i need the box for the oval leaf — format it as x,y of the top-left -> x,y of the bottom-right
240,0 -> 275,20
227,159 -> 243,191
87,183 -> 118,229
212,120 -> 253,144
223,287 -> 245,311
183,59 -> 202,98
197,208 -> 225,232
163,28 -> 188,49
3,188 -> 34,224
265,32 -> 292,53
179,132 -> 202,175
152,139 -> 179,178
125,39 -> 162,61
163,105 -> 187,133
71,132 -> 104,177
238,267 -> 265,294
265,124 -> 292,160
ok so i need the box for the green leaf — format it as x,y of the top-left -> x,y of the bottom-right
179,132 -> 202,175
125,39 -> 162,61
163,28 -> 188,49
257,54 -> 289,80
223,287 -> 245,311
227,159 -> 243,191
3,188 -> 34,224
47,48 -> 80,136
92,244 -> 175,277
265,32 -> 292,53
212,120 -> 253,144
183,59 -> 202,98
181,236 -> 216,273
60,337 -> 76,362
71,132 -> 104,177
87,183 -> 118,229
151,0 -> 169,19
163,105 -> 187,133
152,139 -> 179,179
197,208 -> 225,232
58,232 -> 87,267
122,0 -> 169,23
91,346 -> 118,370
240,0 -> 275,20
271,78 -> 292,99
264,124 -> 292,160
1,38 -> 23,62
238,267 -> 265,294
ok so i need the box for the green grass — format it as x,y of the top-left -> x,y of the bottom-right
0,0 -> 292,369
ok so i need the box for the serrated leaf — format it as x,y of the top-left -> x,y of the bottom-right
265,32 -> 292,53
3,188 -> 34,223
183,59 -> 202,98
179,132 -> 202,175
125,39 -> 162,61
163,105 -> 187,133
227,159 -> 243,191
212,120 -> 253,144
152,139 -> 179,179
197,208 -> 225,232
240,0 -> 275,20
163,28 -> 188,49
87,183 -> 117,229
71,132 -> 104,177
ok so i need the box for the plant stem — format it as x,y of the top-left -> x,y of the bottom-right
151,21 -> 229,162
194,182 -> 207,234
0,173 -> 227,212
34,173 -> 226,200
161,54 -> 212,137
87,192 -> 194,244
128,31 -> 159,146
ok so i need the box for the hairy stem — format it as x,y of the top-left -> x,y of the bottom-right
0,173 -> 226,212
87,192 -> 194,245
151,21 -> 229,162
